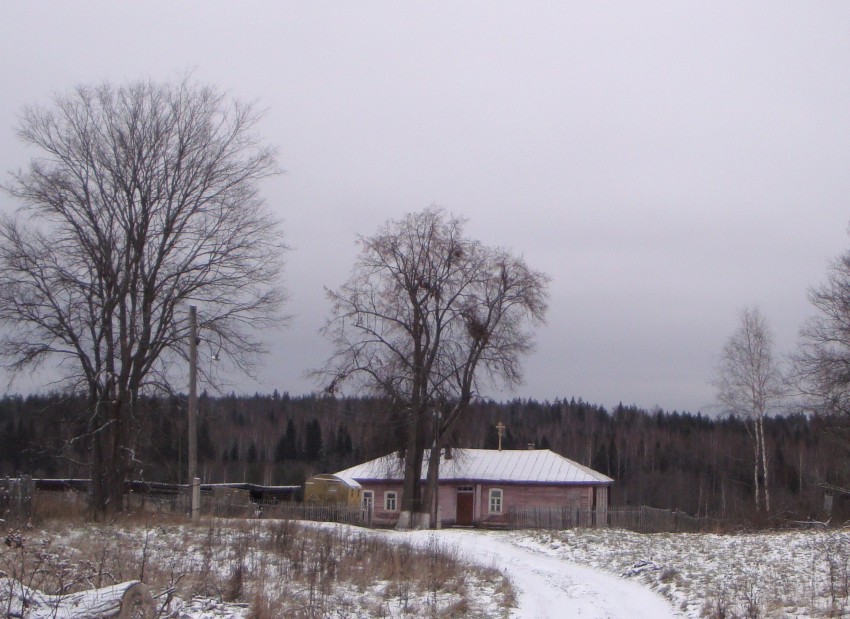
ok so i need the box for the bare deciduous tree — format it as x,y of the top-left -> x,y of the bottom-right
714,307 -> 784,512
793,247 -> 850,457
319,208 -> 548,528
0,78 -> 285,515
796,250 -> 850,418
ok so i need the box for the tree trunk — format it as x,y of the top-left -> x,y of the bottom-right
751,419 -> 761,512
398,420 -> 421,529
90,398 -> 130,517
423,437 -> 440,529
758,416 -> 770,512
398,406 -> 430,529
0,577 -> 154,618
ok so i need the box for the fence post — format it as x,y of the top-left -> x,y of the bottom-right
20,475 -> 33,521
191,478 -> 200,521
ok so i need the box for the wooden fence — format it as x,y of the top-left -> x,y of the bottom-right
261,502 -> 372,526
124,488 -> 370,525
2,477 -> 706,534
507,505 -> 709,533
0,476 -> 34,525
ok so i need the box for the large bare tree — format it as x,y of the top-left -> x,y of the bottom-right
794,247 -> 850,464
319,208 -> 548,528
0,78 -> 285,515
796,249 -> 850,418
714,307 -> 785,513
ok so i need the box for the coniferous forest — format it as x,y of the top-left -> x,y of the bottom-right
1,391 -> 848,523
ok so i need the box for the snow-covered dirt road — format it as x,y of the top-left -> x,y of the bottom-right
401,529 -> 679,619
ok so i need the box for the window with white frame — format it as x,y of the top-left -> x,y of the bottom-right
489,488 -> 503,514
384,491 -> 398,511
362,491 -> 374,510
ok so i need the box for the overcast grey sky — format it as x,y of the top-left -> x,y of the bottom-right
2,2 -> 850,413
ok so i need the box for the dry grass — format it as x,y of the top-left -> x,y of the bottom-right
522,526 -> 850,619
1,493 -> 514,618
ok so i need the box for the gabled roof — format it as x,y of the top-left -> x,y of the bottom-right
335,448 -> 613,485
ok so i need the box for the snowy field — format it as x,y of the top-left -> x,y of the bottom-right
300,524 -> 850,619
1,519 -> 514,618
394,526 -> 850,618
399,528 -> 676,619
2,519 -> 849,618
502,526 -> 850,618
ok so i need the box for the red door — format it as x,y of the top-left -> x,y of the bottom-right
456,487 -> 474,526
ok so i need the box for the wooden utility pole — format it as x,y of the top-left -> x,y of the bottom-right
431,410 -> 442,529
188,305 -> 200,521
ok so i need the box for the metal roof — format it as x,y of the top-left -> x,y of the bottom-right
305,473 -> 362,489
335,448 -> 613,485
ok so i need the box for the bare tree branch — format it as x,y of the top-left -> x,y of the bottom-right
317,207 -> 548,527
795,251 -> 850,417
0,77 -> 287,515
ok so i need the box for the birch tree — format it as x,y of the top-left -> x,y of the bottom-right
714,307 -> 784,512
0,78 -> 285,515
319,208 -> 548,528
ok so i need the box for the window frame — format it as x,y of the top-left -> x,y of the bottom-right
488,488 -> 503,514
362,490 -> 374,510
384,491 -> 398,511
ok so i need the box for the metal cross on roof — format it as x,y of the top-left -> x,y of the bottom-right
496,421 -> 506,451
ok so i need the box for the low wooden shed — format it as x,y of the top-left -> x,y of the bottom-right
334,448 -> 613,527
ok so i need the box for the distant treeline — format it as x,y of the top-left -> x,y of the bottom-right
1,392 -> 848,521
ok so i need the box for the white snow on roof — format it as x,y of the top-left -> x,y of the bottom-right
307,473 -> 362,488
335,449 -> 613,485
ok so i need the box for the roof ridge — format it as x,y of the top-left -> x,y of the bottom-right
334,448 -> 613,484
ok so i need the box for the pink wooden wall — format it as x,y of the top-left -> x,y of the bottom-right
360,481 -> 609,527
